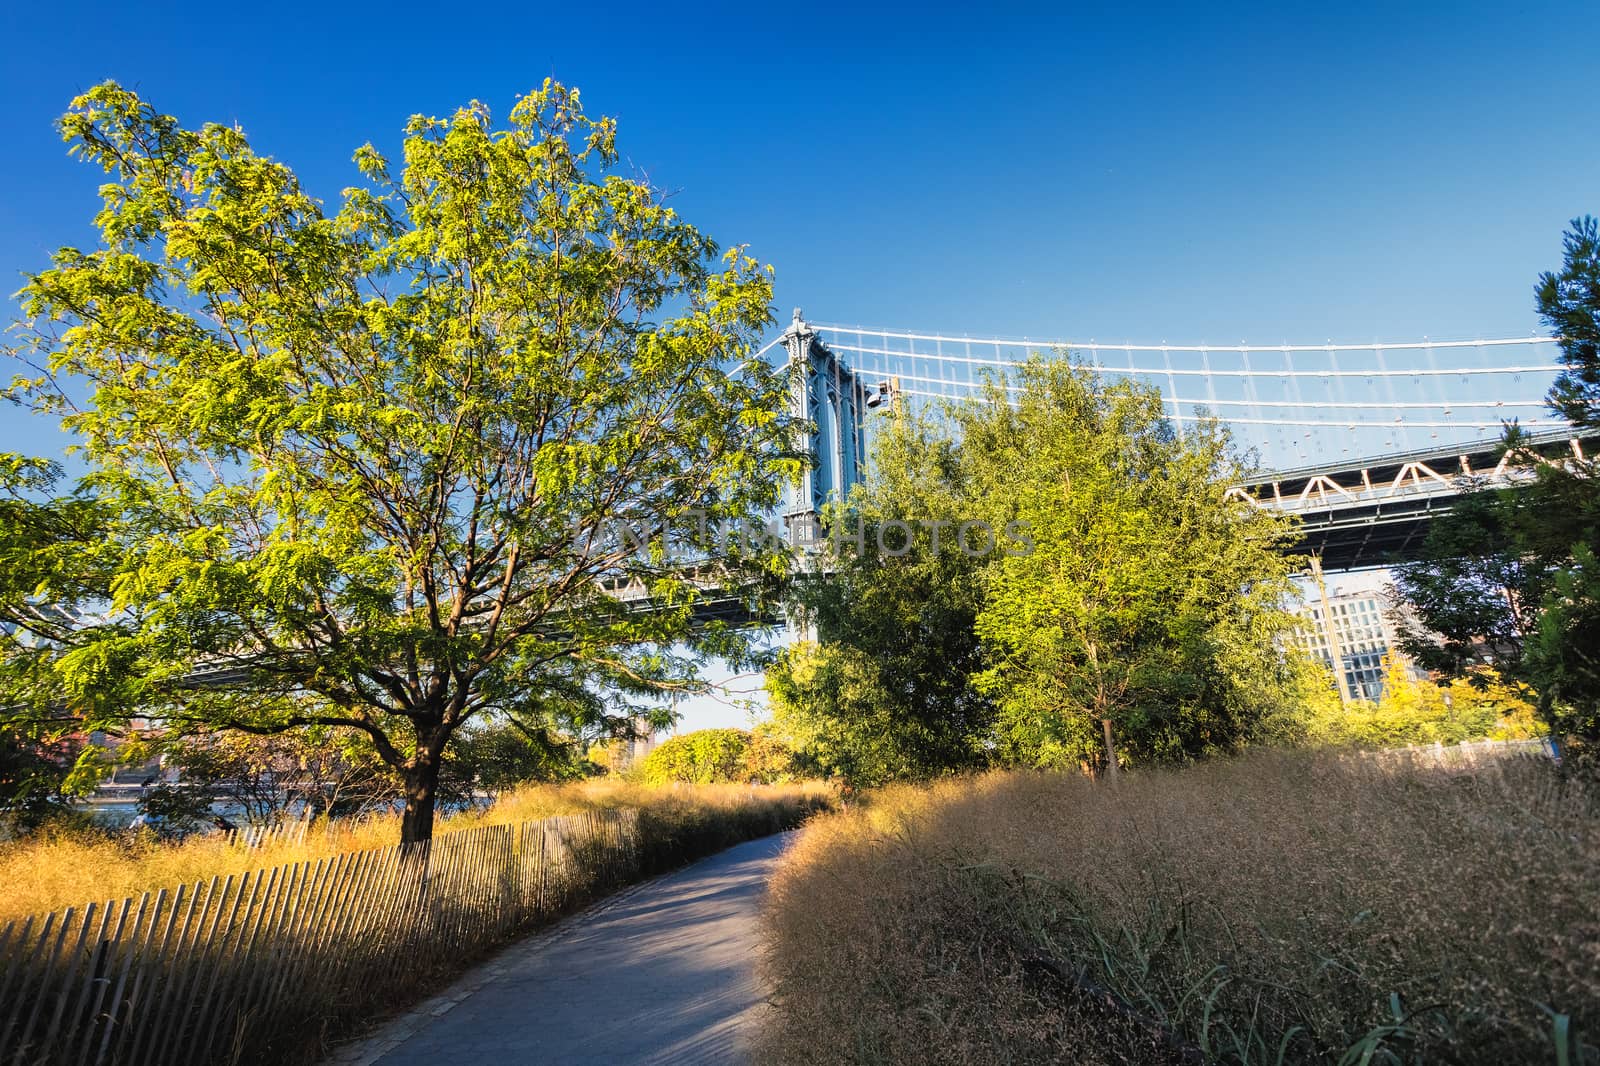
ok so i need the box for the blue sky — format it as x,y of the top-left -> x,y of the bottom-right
2,0 -> 1597,729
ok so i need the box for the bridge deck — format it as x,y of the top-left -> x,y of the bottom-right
1236,428 -> 1594,570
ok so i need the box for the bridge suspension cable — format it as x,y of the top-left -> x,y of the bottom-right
792,323 -> 1569,469
815,324 -> 1558,355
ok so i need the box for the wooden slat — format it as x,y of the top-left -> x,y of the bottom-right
148,876 -> 225,1066
226,861 -> 300,1059
137,879 -> 209,1065
54,899 -> 117,1066
123,882 -> 191,1066
201,864 -> 286,1065
176,873 -> 249,1066
187,868 -> 271,1066
105,886 -> 173,1066
336,846 -> 408,1003
317,850 -> 382,998
320,849 -> 392,1004
254,857 -> 329,1044
37,900 -> 99,1062
4,804 -> 660,1066
91,891 -> 151,1066
15,907 -> 75,1062
0,914 -> 39,1061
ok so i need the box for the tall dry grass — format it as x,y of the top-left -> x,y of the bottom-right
759,752 -> 1598,1065
0,778 -> 831,922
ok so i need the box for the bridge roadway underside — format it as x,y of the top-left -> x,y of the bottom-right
1289,497 -> 1450,572
1244,428 -> 1596,573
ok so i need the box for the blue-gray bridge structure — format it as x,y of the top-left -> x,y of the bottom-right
776,311 -> 1589,573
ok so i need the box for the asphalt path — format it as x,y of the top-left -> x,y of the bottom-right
331,831 -> 795,1066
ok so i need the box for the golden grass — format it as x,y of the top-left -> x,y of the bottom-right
0,778 -> 832,922
759,752 -> 1599,1065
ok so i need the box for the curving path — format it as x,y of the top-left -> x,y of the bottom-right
327,832 -> 795,1066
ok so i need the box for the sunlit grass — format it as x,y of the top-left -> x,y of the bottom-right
760,751 -> 1598,1065
0,778 -> 831,922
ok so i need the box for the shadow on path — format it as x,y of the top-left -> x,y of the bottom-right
339,832 -> 796,1066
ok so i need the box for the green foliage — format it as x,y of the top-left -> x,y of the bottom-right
740,721 -> 802,783
1537,215 -> 1600,430
770,363 -> 1302,781
0,725 -> 101,833
447,718 -> 588,794
1394,217 -> 1600,744
768,413 -> 995,787
135,781 -> 216,837
1301,656 -> 1544,748
768,642 -> 929,787
637,728 -> 751,785
962,362 -> 1301,773
0,81 -> 797,842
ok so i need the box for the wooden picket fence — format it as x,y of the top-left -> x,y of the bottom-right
0,808 -> 641,1066
223,814 -> 311,850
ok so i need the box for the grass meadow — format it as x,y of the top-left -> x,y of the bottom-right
758,751 -> 1598,1065
0,778 -> 832,922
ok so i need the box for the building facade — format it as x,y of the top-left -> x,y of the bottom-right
1294,578 -> 1414,702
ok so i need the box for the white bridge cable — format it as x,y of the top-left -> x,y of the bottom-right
794,323 -> 1569,465
861,369 -> 1545,408
891,386 -> 1564,429
825,341 -> 1562,378
813,324 -> 1559,355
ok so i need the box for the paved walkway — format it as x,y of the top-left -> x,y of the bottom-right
329,832 -> 795,1066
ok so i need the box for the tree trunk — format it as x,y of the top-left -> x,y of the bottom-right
400,758 -> 441,845
1101,718 -> 1120,780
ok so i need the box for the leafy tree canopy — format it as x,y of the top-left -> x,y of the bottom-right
768,412 -> 995,787
960,362 -> 1302,774
770,361 -> 1303,780
1394,216 -> 1600,743
637,728 -> 749,785
1,81 -> 798,842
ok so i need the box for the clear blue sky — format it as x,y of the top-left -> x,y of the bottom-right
2,0 -> 1596,728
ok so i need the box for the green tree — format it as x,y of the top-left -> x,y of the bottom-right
739,721 -> 800,783
1394,217 -> 1600,743
1,82 -> 797,843
770,364 -> 1300,780
0,724 -> 98,833
1389,489 -> 1546,679
637,728 -> 749,785
961,361 -> 1301,775
767,412 -> 996,786
1538,215 -> 1600,430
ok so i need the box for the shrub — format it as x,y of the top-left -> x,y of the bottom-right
1304,656 -> 1546,748
637,728 -> 751,784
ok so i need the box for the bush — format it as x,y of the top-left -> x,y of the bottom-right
1303,656 -> 1546,749
760,751 -> 1598,1065
637,728 -> 751,784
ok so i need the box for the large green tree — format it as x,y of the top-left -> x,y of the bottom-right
1,82 -> 797,842
961,362 -> 1301,775
1393,217 -> 1600,742
769,363 -> 1300,781
766,412 -> 996,786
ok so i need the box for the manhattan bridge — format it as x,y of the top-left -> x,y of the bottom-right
768,310 -> 1596,574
